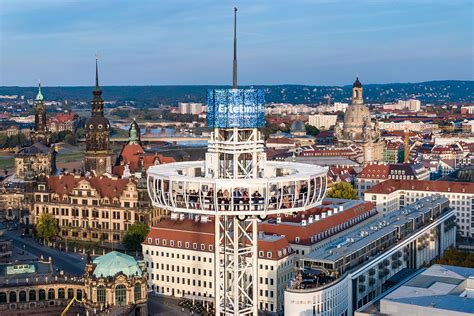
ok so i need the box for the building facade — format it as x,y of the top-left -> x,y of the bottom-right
0,252 -> 147,316
355,162 -> 430,198
33,174 -> 151,243
365,179 -> 474,238
308,114 -> 338,130
142,218 -> 294,316
285,196 -> 456,316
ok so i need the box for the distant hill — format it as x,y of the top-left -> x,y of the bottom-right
1,80 -> 472,106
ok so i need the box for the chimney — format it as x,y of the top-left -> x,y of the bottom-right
276,217 -> 281,224
308,215 -> 314,224
328,210 -> 333,216
301,219 -> 307,226
179,213 -> 185,221
339,205 -> 343,212
321,212 -> 327,219
315,214 -> 320,221
201,215 -> 209,223
333,207 -> 338,214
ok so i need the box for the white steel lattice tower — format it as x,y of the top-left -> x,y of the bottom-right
147,8 -> 327,316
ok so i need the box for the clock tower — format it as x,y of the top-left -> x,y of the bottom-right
84,57 -> 112,176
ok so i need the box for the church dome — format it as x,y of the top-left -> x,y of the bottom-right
92,251 -> 142,278
290,120 -> 306,135
342,104 -> 371,141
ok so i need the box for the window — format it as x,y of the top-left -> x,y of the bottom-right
58,288 -> 65,299
134,283 -> 141,301
97,286 -> 106,304
155,238 -> 159,245
48,289 -> 55,300
29,290 -> 36,301
148,238 -> 152,244
115,285 -> 126,306
178,241 -> 182,248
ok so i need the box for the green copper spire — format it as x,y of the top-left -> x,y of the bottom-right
36,80 -> 43,101
129,118 -> 138,144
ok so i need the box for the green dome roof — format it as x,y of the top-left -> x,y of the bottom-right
92,251 -> 142,278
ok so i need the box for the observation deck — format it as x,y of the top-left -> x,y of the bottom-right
147,160 -> 328,217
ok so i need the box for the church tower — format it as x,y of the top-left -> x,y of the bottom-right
84,56 -> 112,176
352,77 -> 363,105
30,81 -> 50,145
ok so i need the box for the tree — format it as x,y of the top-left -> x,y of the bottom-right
35,213 -> 59,242
305,124 -> 320,137
123,223 -> 150,251
64,133 -> 76,145
326,182 -> 358,200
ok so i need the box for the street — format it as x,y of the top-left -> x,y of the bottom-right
5,229 -> 86,275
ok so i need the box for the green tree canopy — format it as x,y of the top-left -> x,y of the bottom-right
35,213 -> 59,242
123,223 -> 150,251
326,182 -> 358,200
305,124 -> 320,137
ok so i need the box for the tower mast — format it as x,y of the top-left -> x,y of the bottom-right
233,7 -> 238,89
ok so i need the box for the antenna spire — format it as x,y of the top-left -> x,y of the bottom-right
233,7 -> 238,89
95,53 -> 100,89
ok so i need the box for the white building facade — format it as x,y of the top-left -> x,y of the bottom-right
365,179 -> 474,238
285,196 -> 456,316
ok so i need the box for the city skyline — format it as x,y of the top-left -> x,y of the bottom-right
1,0 -> 473,86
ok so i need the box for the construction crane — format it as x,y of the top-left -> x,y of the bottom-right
61,296 -> 85,316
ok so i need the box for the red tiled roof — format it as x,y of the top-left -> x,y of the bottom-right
114,142 -> 176,176
259,201 -> 375,245
366,179 -> 474,195
47,174 -> 133,199
358,163 -> 390,179
144,219 -> 292,260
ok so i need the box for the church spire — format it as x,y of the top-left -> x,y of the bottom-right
36,80 -> 43,101
92,54 -> 104,115
232,7 -> 238,89
93,54 -> 103,102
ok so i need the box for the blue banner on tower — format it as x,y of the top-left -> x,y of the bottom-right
206,89 -> 265,128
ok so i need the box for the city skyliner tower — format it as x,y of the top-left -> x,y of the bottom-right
147,8 -> 327,316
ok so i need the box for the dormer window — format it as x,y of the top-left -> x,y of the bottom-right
295,237 -> 300,243
155,238 -> 159,245
162,239 -> 167,246
193,243 -> 197,249
185,242 -> 190,249
147,238 -> 152,244
259,251 -> 264,257
178,241 -> 182,248
267,251 -> 272,258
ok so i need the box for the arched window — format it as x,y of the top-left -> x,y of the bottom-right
134,283 -> 141,301
97,286 -> 106,304
58,288 -> 65,299
39,289 -> 46,300
48,289 -> 55,300
67,289 -> 74,299
0,292 -> 6,303
115,285 -> 126,306
9,291 -> 17,303
29,290 -> 36,301
77,289 -> 82,300
19,291 -> 26,302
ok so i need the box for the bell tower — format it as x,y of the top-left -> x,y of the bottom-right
84,56 -> 112,176
352,77 -> 363,105
31,80 -> 50,145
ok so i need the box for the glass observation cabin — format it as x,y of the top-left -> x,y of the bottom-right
147,88 -> 327,219
147,160 -> 327,218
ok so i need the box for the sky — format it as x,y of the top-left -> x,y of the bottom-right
0,0 -> 472,86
